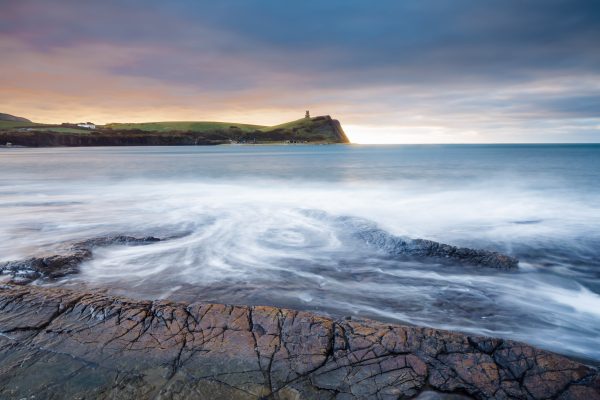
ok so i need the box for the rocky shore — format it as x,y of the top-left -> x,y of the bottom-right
0,235 -> 161,285
0,285 -> 598,399
0,233 -> 594,399
0,228 -> 518,287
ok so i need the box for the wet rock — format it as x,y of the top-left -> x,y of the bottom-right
337,215 -> 519,269
0,235 -> 160,285
0,285 -> 596,399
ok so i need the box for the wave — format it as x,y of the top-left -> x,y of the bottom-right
1,145 -> 600,361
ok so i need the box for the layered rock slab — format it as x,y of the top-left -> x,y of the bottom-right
0,224 -> 518,289
0,286 -> 597,399
338,216 -> 519,269
0,235 -> 160,285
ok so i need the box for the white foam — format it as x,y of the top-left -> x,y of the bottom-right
1,147 -> 599,360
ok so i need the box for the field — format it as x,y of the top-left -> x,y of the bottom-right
106,121 -> 266,133
0,121 -> 39,129
0,122 -> 90,134
105,118 -> 331,133
261,118 -> 312,131
104,117 -> 340,140
0,115 -> 349,145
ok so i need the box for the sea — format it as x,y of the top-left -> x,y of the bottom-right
1,144 -> 599,362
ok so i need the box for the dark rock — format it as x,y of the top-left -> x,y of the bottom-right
0,285 -> 597,399
0,216 -> 518,291
336,215 -> 519,269
0,235 -> 160,285
75,235 -> 160,248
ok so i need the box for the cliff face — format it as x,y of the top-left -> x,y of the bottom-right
260,115 -> 349,143
0,130 -> 229,147
0,115 -> 350,147
330,118 -> 350,143
0,285 -> 598,400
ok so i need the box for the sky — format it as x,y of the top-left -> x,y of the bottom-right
1,0 -> 599,143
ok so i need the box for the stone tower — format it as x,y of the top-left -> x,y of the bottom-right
305,110 -> 310,118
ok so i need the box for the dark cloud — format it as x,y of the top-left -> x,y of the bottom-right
0,0 -> 598,142
4,1 -> 599,75
536,95 -> 600,117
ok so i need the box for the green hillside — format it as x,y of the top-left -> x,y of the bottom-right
107,117 -> 336,133
0,113 -> 32,123
105,121 -> 265,133
104,116 -> 348,141
262,118 -> 311,131
0,121 -> 39,130
0,114 -> 350,146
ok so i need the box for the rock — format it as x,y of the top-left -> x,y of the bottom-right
0,235 -> 160,285
0,285 -> 597,399
330,214 -> 519,269
0,222 -> 518,289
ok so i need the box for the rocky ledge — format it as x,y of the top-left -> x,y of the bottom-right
0,228 -> 518,287
314,213 -> 519,269
0,285 -> 597,399
0,235 -> 160,285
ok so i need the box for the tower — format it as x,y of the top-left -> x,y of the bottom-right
305,110 -> 310,118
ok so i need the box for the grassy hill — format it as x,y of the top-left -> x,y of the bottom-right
106,117 -> 341,133
0,121 -> 39,130
106,116 -> 349,142
105,121 -> 265,133
0,115 -> 349,146
0,121 -> 90,133
259,117 -> 348,141
0,113 -> 32,123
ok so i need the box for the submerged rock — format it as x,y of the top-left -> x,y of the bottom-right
0,219 -> 517,288
0,235 -> 160,285
0,285 -> 597,399
333,214 -> 519,269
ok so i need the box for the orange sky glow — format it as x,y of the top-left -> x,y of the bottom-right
1,2 -> 599,144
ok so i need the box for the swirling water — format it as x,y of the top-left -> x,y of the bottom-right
1,144 -> 599,361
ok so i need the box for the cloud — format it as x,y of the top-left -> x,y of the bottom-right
0,0 -> 599,142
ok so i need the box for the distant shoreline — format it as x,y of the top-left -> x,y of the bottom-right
0,114 -> 350,147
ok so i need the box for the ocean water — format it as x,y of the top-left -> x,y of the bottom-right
1,144 -> 599,362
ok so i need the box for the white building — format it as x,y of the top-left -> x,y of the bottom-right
77,122 -> 96,129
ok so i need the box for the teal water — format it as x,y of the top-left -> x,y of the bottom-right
1,144 -> 599,361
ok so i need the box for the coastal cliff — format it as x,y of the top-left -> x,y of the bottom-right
0,115 -> 350,147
